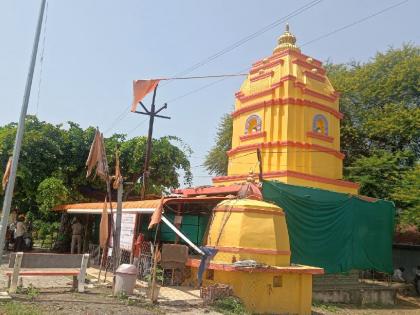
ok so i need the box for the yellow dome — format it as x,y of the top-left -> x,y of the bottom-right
206,198 -> 290,266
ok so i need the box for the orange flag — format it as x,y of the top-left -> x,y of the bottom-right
2,157 -> 12,190
112,151 -> 123,190
131,79 -> 160,112
86,129 -> 107,180
148,196 -> 165,230
99,197 -> 109,248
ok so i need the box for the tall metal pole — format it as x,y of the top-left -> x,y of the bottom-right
0,0 -> 47,259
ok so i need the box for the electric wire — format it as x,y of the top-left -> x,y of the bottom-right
160,0 -> 323,86
163,0 -> 411,106
300,0 -> 410,47
35,0 -> 49,117
102,0 -> 323,134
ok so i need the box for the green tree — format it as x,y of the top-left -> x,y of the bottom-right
204,113 -> 232,176
326,44 -> 420,165
36,177 -> 69,219
0,115 -> 193,219
346,150 -> 413,199
391,165 -> 420,229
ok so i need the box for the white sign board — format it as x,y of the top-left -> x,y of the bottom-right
109,213 -> 136,252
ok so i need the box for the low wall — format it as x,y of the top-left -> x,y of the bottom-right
313,286 -> 396,305
313,272 -> 396,305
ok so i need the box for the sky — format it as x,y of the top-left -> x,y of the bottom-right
0,0 -> 418,187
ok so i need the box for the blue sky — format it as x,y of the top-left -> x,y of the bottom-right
0,0 -> 418,187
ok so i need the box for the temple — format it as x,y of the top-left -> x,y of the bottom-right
213,24 -> 359,194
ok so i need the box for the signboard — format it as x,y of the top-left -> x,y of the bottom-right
109,213 -> 136,252
118,213 -> 136,251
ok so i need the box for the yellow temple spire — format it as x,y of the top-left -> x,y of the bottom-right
273,23 -> 300,53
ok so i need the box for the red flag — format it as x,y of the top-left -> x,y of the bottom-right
131,80 -> 160,112
2,157 -> 12,190
148,196 -> 165,230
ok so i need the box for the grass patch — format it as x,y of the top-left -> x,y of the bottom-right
313,301 -> 340,313
16,284 -> 40,300
0,302 -> 43,315
211,296 -> 250,315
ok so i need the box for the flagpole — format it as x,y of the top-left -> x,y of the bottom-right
0,0 -> 47,259
99,134 -> 117,278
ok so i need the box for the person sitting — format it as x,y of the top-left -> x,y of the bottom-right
392,266 -> 406,282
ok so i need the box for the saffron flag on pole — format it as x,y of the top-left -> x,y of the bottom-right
99,197 -> 109,248
112,151 -> 123,190
86,129 -> 107,180
2,157 -> 12,190
131,79 -> 160,112
148,196 -> 165,230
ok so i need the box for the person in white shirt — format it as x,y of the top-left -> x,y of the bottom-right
14,215 -> 26,252
71,217 -> 83,254
392,267 -> 406,282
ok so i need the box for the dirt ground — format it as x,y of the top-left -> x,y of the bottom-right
1,287 -> 419,315
312,293 -> 420,315
0,286 -> 221,315
1,253 -> 420,314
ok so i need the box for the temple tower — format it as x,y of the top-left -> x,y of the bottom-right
213,25 -> 358,194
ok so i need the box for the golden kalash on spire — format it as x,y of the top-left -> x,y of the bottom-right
212,24 -> 359,194
273,23 -> 300,53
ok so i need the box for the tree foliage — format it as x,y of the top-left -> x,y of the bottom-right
391,165 -> 420,228
204,113 -> 232,176
36,177 -> 69,219
0,116 -> 192,220
327,44 -> 419,227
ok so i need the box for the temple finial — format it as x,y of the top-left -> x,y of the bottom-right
273,23 -> 300,54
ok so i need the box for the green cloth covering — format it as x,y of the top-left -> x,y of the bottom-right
141,213 -> 210,246
262,180 -> 395,274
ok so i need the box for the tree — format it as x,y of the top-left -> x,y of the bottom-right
36,177 -> 69,220
204,114 -> 232,176
325,45 -> 420,228
326,44 -> 420,165
345,150 -> 414,199
0,115 -> 193,219
391,165 -> 420,229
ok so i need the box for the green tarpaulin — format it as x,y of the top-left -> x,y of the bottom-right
262,180 -> 395,274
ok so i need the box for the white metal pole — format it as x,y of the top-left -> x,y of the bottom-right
0,0 -> 47,259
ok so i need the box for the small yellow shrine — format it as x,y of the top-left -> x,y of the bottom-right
186,198 -> 323,314
213,24 -> 358,194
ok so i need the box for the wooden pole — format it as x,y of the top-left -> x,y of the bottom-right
140,86 -> 158,200
132,85 -> 170,301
